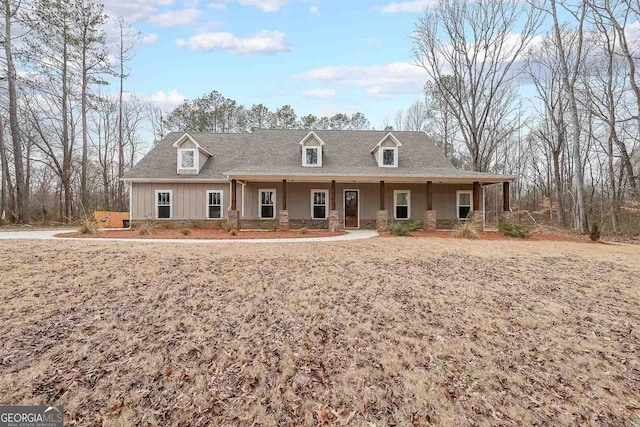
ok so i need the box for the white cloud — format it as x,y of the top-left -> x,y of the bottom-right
377,0 -> 436,14
239,0 -> 288,12
142,33 -> 159,44
149,8 -> 202,27
302,88 -> 336,98
309,5 -> 318,14
296,62 -> 425,98
102,0 -> 166,22
208,0 -> 230,8
149,89 -> 187,111
177,30 -> 290,54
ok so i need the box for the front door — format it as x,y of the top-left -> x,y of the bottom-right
344,190 -> 359,228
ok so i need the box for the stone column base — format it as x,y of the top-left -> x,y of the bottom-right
279,210 -> 289,231
228,210 -> 240,231
376,210 -> 389,232
423,210 -> 436,231
328,210 -> 341,232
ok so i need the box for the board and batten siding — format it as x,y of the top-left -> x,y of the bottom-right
131,182 -> 234,220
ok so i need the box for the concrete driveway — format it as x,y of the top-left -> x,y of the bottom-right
0,229 -> 378,243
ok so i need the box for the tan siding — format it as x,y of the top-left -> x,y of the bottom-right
131,182 -> 229,220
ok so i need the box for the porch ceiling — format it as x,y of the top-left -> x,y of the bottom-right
228,173 -> 516,185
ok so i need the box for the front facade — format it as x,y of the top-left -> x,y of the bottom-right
124,130 -> 515,231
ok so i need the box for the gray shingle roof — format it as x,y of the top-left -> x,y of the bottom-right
124,130 -> 516,181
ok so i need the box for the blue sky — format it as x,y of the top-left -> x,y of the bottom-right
102,0 -> 432,128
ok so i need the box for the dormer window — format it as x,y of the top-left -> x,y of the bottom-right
382,148 -> 396,166
304,147 -> 320,167
180,148 -> 196,169
299,131 -> 325,167
371,132 -> 402,168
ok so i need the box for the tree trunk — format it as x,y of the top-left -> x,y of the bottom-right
61,13 -> 71,222
80,32 -> 89,213
117,21 -> 125,212
3,0 -> 28,223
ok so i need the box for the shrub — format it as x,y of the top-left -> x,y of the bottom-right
180,227 -> 191,236
137,220 -> 157,236
265,219 -> 280,231
78,216 -> 98,234
299,227 -> 309,235
454,220 -> 480,239
389,222 -> 410,236
498,221 -> 530,239
230,229 -> 238,236
405,219 -> 422,232
590,223 -> 601,241
188,220 -> 205,229
218,220 -> 231,232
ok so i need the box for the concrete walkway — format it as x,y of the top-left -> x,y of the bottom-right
0,229 -> 378,243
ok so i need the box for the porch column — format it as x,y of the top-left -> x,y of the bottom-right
328,180 -> 340,231
471,181 -> 483,229
228,179 -> 239,230
279,179 -> 289,230
376,180 -> 389,232
423,181 -> 436,231
499,181 -> 516,224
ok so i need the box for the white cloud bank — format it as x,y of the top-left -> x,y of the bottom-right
141,33 -> 159,44
208,0 -> 287,12
296,62 -> 425,98
149,89 -> 186,111
148,8 -> 202,27
377,0 -> 436,14
175,30 -> 290,55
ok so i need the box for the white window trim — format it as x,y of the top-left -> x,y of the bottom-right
258,188 -> 277,219
310,189 -> 329,219
155,189 -> 173,220
302,146 -> 322,167
206,190 -> 223,219
379,147 -> 398,168
456,190 -> 473,220
394,190 -> 411,220
178,148 -> 198,172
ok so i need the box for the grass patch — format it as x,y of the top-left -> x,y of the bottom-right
453,220 -> 480,238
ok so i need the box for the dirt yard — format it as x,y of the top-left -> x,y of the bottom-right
0,238 -> 638,426
56,228 -> 346,240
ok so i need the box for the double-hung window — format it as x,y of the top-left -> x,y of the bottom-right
156,190 -> 172,219
207,190 -> 222,219
394,190 -> 410,220
457,191 -> 472,219
259,189 -> 276,219
303,146 -> 321,167
311,190 -> 328,219
382,148 -> 396,166
180,149 -> 196,169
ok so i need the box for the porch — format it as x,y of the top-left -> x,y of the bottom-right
227,178 -> 513,231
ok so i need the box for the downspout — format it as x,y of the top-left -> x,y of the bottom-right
237,180 -> 246,218
127,180 -> 132,228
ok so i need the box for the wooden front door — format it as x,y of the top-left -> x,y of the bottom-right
344,190 -> 359,228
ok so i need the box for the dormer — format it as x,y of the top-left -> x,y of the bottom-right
371,132 -> 401,168
299,131 -> 325,167
172,133 -> 213,175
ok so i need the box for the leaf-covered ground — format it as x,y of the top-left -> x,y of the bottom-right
0,238 -> 638,426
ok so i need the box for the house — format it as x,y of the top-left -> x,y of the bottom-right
123,130 -> 516,231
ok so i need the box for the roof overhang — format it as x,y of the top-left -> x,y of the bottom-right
223,173 -> 517,184
121,178 -> 229,183
172,132 -> 214,157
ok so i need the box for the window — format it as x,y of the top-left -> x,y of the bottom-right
156,190 -> 172,219
180,149 -> 196,169
303,146 -> 322,167
457,190 -> 472,219
394,190 -> 410,220
259,189 -> 276,219
207,190 -> 222,219
311,190 -> 328,219
381,148 -> 397,167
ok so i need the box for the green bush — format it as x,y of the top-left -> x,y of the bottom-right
405,219 -> 422,231
590,223 -> 601,241
389,222 -> 410,236
499,222 -> 530,239
180,227 -> 191,236
454,220 -> 480,239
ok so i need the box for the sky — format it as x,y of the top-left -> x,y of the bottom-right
101,0 -> 434,129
